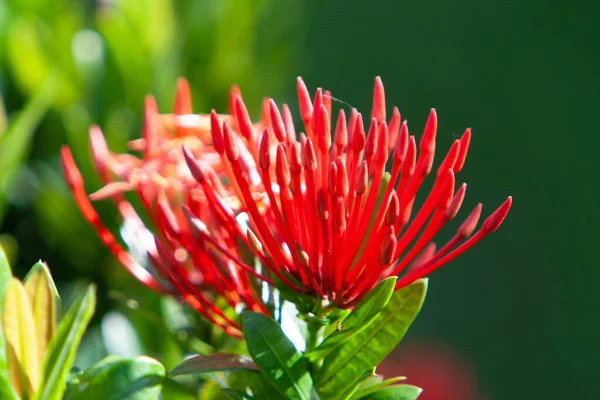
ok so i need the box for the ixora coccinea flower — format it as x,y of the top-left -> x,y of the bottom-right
60,76 -> 511,335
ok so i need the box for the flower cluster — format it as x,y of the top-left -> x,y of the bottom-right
61,77 -> 511,335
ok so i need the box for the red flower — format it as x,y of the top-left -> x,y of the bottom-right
61,79 -> 268,337
183,76 -> 511,307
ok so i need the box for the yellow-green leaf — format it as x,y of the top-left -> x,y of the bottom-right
24,261 -> 60,368
0,247 -> 18,400
1,278 -> 39,397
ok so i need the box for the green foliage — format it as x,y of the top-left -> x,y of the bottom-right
242,312 -> 314,400
314,280 -> 428,399
171,354 -> 257,376
358,385 -> 422,400
64,355 -> 165,400
0,247 -> 17,400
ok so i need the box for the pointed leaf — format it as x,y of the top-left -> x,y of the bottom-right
242,312 -> 314,400
315,280 -> 428,399
360,385 -> 421,400
1,278 -> 39,396
306,278 -> 396,361
0,247 -> 18,400
63,356 -> 165,400
24,261 -> 60,368
352,377 -> 406,399
171,354 -> 257,376
33,284 -> 96,400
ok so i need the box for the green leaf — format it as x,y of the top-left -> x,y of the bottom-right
171,353 -> 257,376
242,312 -> 314,400
220,388 -> 252,400
306,278 -> 396,362
228,371 -> 284,400
0,247 -> 18,400
314,280 -> 428,399
1,278 -> 39,397
360,385 -> 422,400
351,377 -> 406,399
23,261 -> 61,368
63,355 -> 165,400
33,284 -> 96,400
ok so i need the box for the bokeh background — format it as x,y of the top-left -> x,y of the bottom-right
0,1 -> 597,399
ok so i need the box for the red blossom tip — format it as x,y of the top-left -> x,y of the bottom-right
157,197 -> 181,238
228,85 -> 241,119
454,128 -> 471,172
438,170 -> 456,209
222,121 -> 240,161
303,138 -> 318,171
385,192 -> 400,225
173,77 -> 192,115
336,158 -> 349,197
234,95 -> 253,140
89,125 -> 109,175
210,110 -> 224,154
364,118 -> 379,159
402,136 -> 417,176
282,104 -> 296,143
356,161 -> 368,195
420,108 -> 437,154
445,183 -> 467,219
388,107 -> 401,151
375,121 -> 389,165
482,196 -> 512,233
275,144 -> 291,188
334,109 -> 348,149
353,114 -> 366,152
247,229 -> 263,252
297,77 -> 313,123
317,188 -> 329,221
371,76 -> 386,122
269,99 -> 286,142
317,105 -> 331,151
259,128 -> 271,171
294,241 -> 310,266
328,162 -> 338,196
290,142 -> 303,176
379,227 -> 397,265
182,145 -> 206,184
459,203 -> 483,238
142,95 -> 158,157
437,139 -> 460,177
60,146 -> 83,189
393,120 -> 409,163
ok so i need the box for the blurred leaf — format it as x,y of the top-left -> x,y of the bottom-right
33,284 -> 96,400
314,280 -> 428,399
23,261 -> 61,368
171,354 -> 257,376
306,278 -> 396,362
0,93 -> 6,135
0,71 -> 58,220
242,312 -> 314,400
228,370 -> 284,400
64,355 -> 165,400
0,247 -> 16,400
1,278 -> 39,397
220,388 -> 251,400
359,385 -> 422,400
351,377 -> 406,399
101,311 -> 143,358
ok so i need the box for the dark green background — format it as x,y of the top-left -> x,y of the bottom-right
295,1 -> 597,398
1,0 -> 597,399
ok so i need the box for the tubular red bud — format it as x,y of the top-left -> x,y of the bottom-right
437,170 -> 455,210
356,161 -> 368,195
454,128 -> 471,172
210,110 -> 224,154
388,107 -> 401,151
482,196 -> 512,233
459,203 -> 482,238
269,99 -> 286,142
282,104 -> 296,143
328,162 -> 338,196
222,121 -> 240,161
182,145 -> 206,184
275,144 -> 291,188
445,183 -> 467,219
234,95 -> 253,140
371,76 -> 386,122
290,142 -> 303,176
393,120 -> 409,164
173,77 -> 192,115
374,121 -> 389,165
334,109 -> 348,149
385,192 -> 400,225
402,136 -> 417,176
336,158 -> 349,197
317,188 -> 329,221
333,197 -> 347,233
437,140 -> 460,177
259,128 -> 271,171
379,227 -> 396,265
303,138 -> 318,171
420,108 -> 437,154
352,114 -> 365,152
364,118 -> 378,159
297,77 -> 313,123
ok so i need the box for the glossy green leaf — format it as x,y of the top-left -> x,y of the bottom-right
360,385 -> 422,400
24,261 -> 61,368
242,312 -> 314,400
228,370 -> 284,400
220,388 -> 251,400
171,353 -> 257,376
1,278 -> 39,397
33,284 -> 96,400
63,355 -> 165,400
352,377 -> 406,399
314,280 -> 428,399
306,278 -> 396,362
0,247 -> 17,400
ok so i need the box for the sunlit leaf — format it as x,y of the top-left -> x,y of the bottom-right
0,246 -> 17,399
315,280 -> 428,399
1,278 -> 39,397
33,284 -> 96,400
306,278 -> 396,362
24,261 -> 61,368
242,312 -> 314,400
358,385 -> 421,400
351,377 -> 406,399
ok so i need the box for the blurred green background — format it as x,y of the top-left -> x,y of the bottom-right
0,0 -> 596,399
